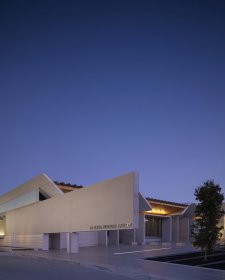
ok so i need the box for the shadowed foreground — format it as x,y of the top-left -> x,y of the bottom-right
0,254 -> 132,280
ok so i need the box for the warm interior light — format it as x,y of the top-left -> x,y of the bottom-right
0,231 -> 4,236
146,208 -> 168,215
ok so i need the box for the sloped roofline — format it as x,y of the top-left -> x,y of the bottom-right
0,174 -> 63,205
139,192 -> 152,211
146,197 -> 189,208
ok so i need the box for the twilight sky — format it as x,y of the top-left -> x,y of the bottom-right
1,0 -> 225,203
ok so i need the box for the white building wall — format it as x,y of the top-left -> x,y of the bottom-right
0,174 -> 63,213
4,173 -> 137,236
0,234 -> 43,249
60,232 -> 67,249
78,231 -> 98,247
0,219 -> 5,236
15,234 -> 43,249
179,217 -> 190,242
0,189 -> 39,214
3,232 -> 100,250
136,213 -> 145,244
0,235 -> 13,246
133,173 -> 139,229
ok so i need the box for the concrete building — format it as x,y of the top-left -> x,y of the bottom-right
0,172 -> 196,252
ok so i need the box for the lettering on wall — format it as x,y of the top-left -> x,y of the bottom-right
90,223 -> 133,230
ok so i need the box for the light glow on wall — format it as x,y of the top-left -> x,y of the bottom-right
0,219 -> 5,236
146,208 -> 168,215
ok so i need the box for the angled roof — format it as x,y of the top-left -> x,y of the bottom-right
0,174 -> 63,213
139,193 -> 152,211
145,197 -> 189,216
54,181 -> 83,193
146,197 -> 188,208
6,172 -> 138,233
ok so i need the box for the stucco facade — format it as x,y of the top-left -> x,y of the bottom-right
0,172 -> 196,252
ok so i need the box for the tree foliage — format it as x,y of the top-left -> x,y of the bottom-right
192,180 -> 224,256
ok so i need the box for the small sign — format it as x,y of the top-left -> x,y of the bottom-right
90,222 -> 132,230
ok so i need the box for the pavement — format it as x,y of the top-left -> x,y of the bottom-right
0,253 -> 132,280
2,243 -> 225,280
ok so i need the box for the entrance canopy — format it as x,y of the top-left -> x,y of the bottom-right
145,198 -> 189,216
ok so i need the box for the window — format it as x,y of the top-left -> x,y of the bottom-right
145,216 -> 162,237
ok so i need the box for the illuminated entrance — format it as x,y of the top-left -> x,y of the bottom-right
145,216 -> 162,238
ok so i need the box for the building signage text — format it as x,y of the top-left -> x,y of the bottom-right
90,223 -> 132,231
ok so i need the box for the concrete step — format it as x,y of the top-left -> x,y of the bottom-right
0,246 -> 33,252
145,237 -> 162,246
175,242 -> 186,246
162,242 -> 172,247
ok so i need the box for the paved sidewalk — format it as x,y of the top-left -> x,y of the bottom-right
6,244 -> 225,280
0,253 -> 132,280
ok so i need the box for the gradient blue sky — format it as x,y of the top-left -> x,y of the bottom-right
1,0 -> 225,203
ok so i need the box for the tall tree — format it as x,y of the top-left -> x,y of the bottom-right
192,180 -> 224,259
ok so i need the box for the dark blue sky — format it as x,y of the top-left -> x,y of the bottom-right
1,0 -> 225,203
